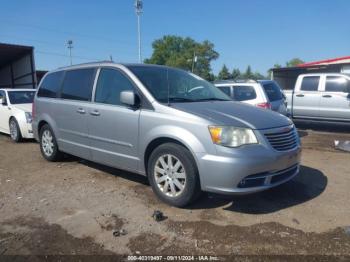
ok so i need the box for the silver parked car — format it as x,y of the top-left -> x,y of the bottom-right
33,62 -> 301,207
215,80 -> 288,116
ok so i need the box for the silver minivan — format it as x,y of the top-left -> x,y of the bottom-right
33,62 -> 301,207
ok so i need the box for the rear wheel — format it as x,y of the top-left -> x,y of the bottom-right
39,124 -> 63,161
9,118 -> 22,143
148,143 -> 201,207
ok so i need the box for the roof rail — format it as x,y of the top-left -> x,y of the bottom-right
234,79 -> 258,83
58,60 -> 115,69
213,79 -> 236,84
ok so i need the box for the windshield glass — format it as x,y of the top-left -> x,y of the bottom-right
127,66 -> 231,103
8,91 -> 35,104
262,82 -> 283,102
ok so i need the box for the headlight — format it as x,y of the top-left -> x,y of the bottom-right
209,126 -> 258,147
25,112 -> 32,123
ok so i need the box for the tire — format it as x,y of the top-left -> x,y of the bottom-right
147,143 -> 201,207
39,124 -> 63,162
9,118 -> 22,143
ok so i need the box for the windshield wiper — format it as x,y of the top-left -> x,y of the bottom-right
168,97 -> 196,102
196,98 -> 231,102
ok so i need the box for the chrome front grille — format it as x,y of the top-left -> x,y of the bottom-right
264,126 -> 298,151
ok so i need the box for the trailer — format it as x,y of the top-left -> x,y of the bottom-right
0,43 -> 37,89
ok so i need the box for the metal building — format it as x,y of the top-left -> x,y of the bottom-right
272,56 -> 350,90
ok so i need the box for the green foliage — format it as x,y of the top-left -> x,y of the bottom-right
286,58 -> 304,67
217,65 -> 266,81
231,68 -> 241,80
218,64 -> 231,80
144,35 -> 219,80
243,65 -> 253,79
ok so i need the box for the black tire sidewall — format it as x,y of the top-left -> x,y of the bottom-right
147,143 -> 201,207
39,124 -> 61,162
9,118 -> 22,143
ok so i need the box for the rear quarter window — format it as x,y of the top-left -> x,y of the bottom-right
217,86 -> 232,97
262,82 -> 283,101
37,71 -> 64,98
233,85 -> 256,101
61,68 -> 96,101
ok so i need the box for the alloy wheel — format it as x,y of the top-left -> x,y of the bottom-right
154,154 -> 187,197
42,130 -> 54,157
9,120 -> 18,140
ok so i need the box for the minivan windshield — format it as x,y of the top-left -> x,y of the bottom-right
127,66 -> 231,103
8,91 -> 35,104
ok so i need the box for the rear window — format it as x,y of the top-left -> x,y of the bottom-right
37,71 -> 64,98
233,85 -> 256,101
217,86 -> 231,96
262,82 -> 283,102
300,76 -> 320,91
61,68 -> 96,101
8,91 -> 35,104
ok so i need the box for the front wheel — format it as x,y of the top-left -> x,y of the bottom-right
39,124 -> 63,161
9,118 -> 22,143
148,143 -> 201,207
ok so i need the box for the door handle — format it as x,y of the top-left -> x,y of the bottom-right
295,94 -> 304,97
322,95 -> 332,98
90,110 -> 100,116
77,108 -> 86,114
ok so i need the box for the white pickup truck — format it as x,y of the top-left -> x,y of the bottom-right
284,73 -> 350,123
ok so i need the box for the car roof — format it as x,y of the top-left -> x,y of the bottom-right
56,61 -> 181,71
298,73 -> 349,77
257,80 -> 274,84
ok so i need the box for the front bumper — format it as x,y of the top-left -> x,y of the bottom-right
21,123 -> 34,139
196,126 -> 302,195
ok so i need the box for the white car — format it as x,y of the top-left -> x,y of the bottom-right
215,80 -> 288,116
0,89 -> 36,142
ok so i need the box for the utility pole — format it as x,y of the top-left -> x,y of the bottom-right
67,40 -> 73,65
191,52 -> 197,73
135,0 -> 143,63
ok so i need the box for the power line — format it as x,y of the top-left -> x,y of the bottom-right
35,50 -> 102,61
0,19 -> 136,47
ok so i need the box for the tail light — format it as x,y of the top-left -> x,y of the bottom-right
256,102 -> 272,110
32,100 -> 36,119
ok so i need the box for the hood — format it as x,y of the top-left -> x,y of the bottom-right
12,103 -> 32,113
171,101 -> 292,129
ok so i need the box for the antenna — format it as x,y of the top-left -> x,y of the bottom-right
67,40 -> 73,65
134,0 -> 143,63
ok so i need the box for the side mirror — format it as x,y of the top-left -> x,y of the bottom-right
0,98 -> 5,105
120,91 -> 138,107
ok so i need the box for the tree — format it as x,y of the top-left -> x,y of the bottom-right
144,35 -> 219,80
231,68 -> 241,80
218,64 -> 231,80
286,58 -> 304,67
244,65 -> 253,79
252,71 -> 266,80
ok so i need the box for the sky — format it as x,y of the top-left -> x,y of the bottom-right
1,0 -> 349,75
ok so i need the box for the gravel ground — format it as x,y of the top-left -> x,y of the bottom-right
0,125 -> 350,258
